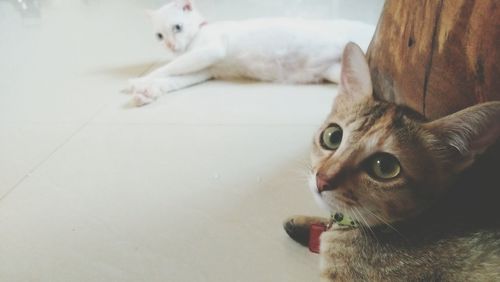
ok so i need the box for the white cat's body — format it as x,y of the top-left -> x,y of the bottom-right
194,19 -> 374,82
129,0 -> 375,105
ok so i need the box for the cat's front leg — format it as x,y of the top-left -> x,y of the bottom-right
320,228 -> 365,281
130,72 -> 212,106
283,215 -> 330,246
148,42 -> 226,77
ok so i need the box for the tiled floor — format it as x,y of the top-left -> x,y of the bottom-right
0,0 -> 383,281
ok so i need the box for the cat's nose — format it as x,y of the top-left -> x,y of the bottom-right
316,173 -> 334,193
165,41 -> 176,50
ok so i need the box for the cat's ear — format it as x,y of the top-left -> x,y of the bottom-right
175,0 -> 193,11
424,101 -> 500,171
339,42 -> 373,100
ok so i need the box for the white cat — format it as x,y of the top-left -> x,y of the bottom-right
128,0 -> 375,106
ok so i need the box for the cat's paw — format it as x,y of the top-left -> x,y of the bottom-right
283,215 -> 330,246
128,78 -> 164,106
132,93 -> 155,107
124,78 -> 145,94
128,78 -> 158,95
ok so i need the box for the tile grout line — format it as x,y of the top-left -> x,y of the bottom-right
0,103 -> 109,203
0,61 -> 158,202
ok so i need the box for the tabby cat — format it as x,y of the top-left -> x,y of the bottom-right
284,43 -> 500,281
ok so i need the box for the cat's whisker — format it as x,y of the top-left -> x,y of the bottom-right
357,210 -> 377,247
354,207 -> 379,244
282,171 -> 312,186
285,169 -> 309,181
266,160 -> 313,187
349,208 -> 370,246
363,208 -> 407,241
292,168 -> 312,179
289,160 -> 313,178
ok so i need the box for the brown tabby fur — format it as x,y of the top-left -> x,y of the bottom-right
284,43 -> 500,281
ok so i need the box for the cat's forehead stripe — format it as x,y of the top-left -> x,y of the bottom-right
353,102 -> 391,133
350,103 -> 425,135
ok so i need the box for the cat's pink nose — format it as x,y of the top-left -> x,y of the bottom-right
316,173 -> 333,193
166,42 -> 176,50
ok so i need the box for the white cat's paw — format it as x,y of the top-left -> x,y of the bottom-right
127,77 -> 150,93
132,93 -> 154,107
130,88 -> 160,106
128,78 -> 166,106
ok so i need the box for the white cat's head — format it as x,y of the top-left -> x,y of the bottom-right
148,0 -> 204,53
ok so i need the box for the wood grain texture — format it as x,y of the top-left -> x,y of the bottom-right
367,0 -> 500,120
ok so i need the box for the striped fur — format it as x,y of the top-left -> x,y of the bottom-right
286,43 -> 500,281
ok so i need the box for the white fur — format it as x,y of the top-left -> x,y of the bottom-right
308,172 -> 332,212
129,0 -> 375,105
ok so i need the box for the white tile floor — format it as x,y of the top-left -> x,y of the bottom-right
0,0 -> 383,281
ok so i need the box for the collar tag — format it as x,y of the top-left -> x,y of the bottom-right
333,212 -> 359,228
308,213 -> 359,254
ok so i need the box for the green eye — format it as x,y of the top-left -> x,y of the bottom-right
367,153 -> 401,180
320,124 -> 343,150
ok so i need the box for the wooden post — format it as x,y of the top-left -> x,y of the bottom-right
366,0 -> 500,120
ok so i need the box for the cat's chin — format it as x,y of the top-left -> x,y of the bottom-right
171,48 -> 184,54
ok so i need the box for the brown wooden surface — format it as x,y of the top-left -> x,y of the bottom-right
366,0 -> 500,120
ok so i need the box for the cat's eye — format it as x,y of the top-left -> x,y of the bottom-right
172,24 -> 183,33
366,153 -> 401,180
156,33 -> 163,40
320,124 -> 343,150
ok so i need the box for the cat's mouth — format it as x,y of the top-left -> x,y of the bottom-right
167,46 -> 179,53
165,43 -> 183,53
308,174 -> 353,215
308,172 -> 381,227
309,172 -> 359,206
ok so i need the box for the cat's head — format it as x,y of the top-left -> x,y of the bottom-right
310,42 -> 500,227
147,0 -> 204,53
